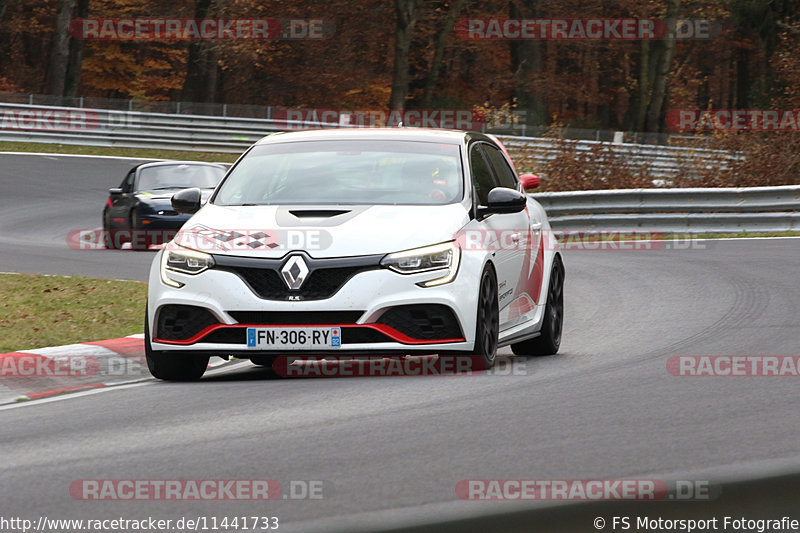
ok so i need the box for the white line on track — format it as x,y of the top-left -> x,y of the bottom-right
0,151 -> 232,164
0,151 -> 165,161
0,359 -> 253,411
0,379 -> 152,412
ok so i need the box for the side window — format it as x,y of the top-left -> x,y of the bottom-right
120,170 -> 135,193
482,144 -> 518,189
469,145 -> 497,205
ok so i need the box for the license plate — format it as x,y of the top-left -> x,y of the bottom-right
247,327 -> 342,349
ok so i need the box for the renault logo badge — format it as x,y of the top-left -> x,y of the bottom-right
281,255 -> 309,290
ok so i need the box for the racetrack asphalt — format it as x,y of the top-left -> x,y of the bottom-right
1,153 -> 799,532
0,153 -> 161,280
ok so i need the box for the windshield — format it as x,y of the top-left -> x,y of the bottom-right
136,164 -> 225,191
213,140 -> 463,206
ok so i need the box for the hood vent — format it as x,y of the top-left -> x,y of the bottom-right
275,206 -> 368,227
289,209 -> 350,218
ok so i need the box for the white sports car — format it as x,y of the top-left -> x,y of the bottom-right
145,128 -> 564,380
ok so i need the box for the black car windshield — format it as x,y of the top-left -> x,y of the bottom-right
137,164 -> 225,191
213,140 -> 463,206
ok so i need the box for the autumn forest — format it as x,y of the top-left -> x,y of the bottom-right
0,1 -> 797,131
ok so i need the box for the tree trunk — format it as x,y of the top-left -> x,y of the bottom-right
420,0 -> 466,108
181,0 -> 218,103
736,48 -> 751,107
64,0 -> 89,97
644,0 -> 681,133
630,40 -> 652,132
389,0 -> 423,111
44,0 -> 77,96
510,0 -> 546,125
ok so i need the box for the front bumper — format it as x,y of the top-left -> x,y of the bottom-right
147,249 -> 483,354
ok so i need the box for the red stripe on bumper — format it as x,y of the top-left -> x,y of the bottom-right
154,323 -> 465,346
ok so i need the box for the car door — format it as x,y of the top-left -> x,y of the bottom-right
469,142 -> 529,331
108,169 -> 136,228
482,142 -> 545,328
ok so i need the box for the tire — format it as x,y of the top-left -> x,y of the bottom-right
145,309 -> 209,381
471,265 -> 499,370
102,212 -> 119,249
511,255 -> 564,356
130,211 -> 150,251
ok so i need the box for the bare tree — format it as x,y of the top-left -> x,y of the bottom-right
509,0 -> 546,125
644,0 -> 681,132
64,0 -> 89,97
389,0 -> 423,110
181,0 -> 221,103
420,0 -> 467,108
44,0 -> 77,96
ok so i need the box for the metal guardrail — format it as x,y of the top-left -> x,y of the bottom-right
501,136 -> 741,180
531,185 -> 800,233
0,91 -> 688,143
0,102 -> 280,152
0,102 -> 735,181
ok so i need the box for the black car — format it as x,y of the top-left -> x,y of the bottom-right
103,161 -> 228,250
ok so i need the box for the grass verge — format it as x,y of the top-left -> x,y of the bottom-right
0,141 -> 240,163
0,273 -> 147,353
674,231 -> 800,239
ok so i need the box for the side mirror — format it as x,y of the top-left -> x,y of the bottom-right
109,188 -> 123,196
477,187 -> 527,218
171,188 -> 202,214
519,173 -> 540,189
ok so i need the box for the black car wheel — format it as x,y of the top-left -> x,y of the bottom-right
145,309 -> 209,381
130,211 -> 150,251
471,265 -> 499,370
511,255 -> 564,356
102,212 -> 119,249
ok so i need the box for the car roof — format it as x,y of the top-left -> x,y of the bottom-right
254,127 -> 478,146
135,161 -> 228,171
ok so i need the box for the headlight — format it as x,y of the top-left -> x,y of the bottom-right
160,246 -> 215,288
381,241 -> 460,287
